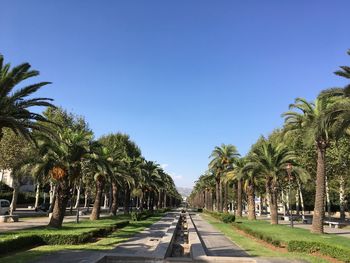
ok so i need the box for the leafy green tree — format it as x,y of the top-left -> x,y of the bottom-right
0,128 -> 34,212
0,54 -> 54,142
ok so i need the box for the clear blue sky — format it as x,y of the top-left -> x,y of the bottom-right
1,1 -> 349,188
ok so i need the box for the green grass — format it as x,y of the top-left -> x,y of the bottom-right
1,214 -> 163,263
234,217 -> 350,249
201,214 -> 331,263
0,215 -> 130,241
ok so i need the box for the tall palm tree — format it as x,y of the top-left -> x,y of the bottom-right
31,128 -> 92,228
209,144 -> 240,212
88,143 -> 113,220
282,95 -> 346,233
246,139 -> 296,224
0,54 -> 54,142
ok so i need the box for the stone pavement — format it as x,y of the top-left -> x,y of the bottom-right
190,213 -> 249,257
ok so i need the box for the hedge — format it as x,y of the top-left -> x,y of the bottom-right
232,222 -> 282,247
288,240 -> 350,263
231,222 -> 350,262
205,210 -> 235,224
0,220 -> 129,254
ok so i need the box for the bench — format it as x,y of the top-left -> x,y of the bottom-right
302,218 -> 312,224
0,215 -> 19,223
324,221 -> 346,229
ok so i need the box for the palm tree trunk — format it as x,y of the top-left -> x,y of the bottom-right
270,191 -> 278,224
140,191 -> 144,211
48,180 -> 69,228
339,175 -> 346,222
123,187 -> 130,214
111,181 -> 118,215
237,180 -> 243,217
158,191 -> 162,209
269,180 -> 278,225
219,181 -> 223,212
164,192 -> 167,208
311,142 -> 326,233
215,177 -> 220,212
90,176 -> 105,220
223,182 -> 228,212
247,182 -> 256,220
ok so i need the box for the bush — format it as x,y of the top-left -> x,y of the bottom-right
204,210 -> 235,224
197,208 -> 203,212
0,234 -> 43,254
221,214 -> 235,223
130,210 -> 154,221
288,240 -> 350,263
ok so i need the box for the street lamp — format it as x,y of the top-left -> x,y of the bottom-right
286,163 -> 294,227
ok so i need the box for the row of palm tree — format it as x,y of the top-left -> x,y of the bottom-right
0,54 -> 181,228
189,49 -> 350,234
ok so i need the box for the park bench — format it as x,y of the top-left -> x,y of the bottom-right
302,217 -> 312,224
0,215 -> 19,223
324,220 -> 346,229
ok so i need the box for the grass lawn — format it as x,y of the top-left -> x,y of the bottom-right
234,217 -> 350,249
0,214 -> 163,263
0,214 -> 130,241
201,214 -> 334,263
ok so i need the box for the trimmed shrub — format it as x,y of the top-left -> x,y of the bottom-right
221,214 -> 235,223
288,240 -> 350,263
0,234 -> 43,254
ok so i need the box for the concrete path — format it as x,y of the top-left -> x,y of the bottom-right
109,212 -> 176,256
191,213 -> 249,257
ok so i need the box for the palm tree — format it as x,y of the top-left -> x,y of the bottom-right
282,95 -> 346,233
246,139 -> 296,224
0,54 -> 54,142
31,128 -> 92,228
88,143 -> 113,220
209,144 -> 240,212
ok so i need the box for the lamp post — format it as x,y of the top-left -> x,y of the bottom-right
286,163 -> 294,227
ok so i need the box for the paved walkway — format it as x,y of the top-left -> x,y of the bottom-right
191,213 -> 249,257
109,212 -> 176,256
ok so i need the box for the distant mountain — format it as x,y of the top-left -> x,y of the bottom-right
177,187 -> 192,197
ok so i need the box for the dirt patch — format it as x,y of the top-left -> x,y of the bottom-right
310,252 -> 343,263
